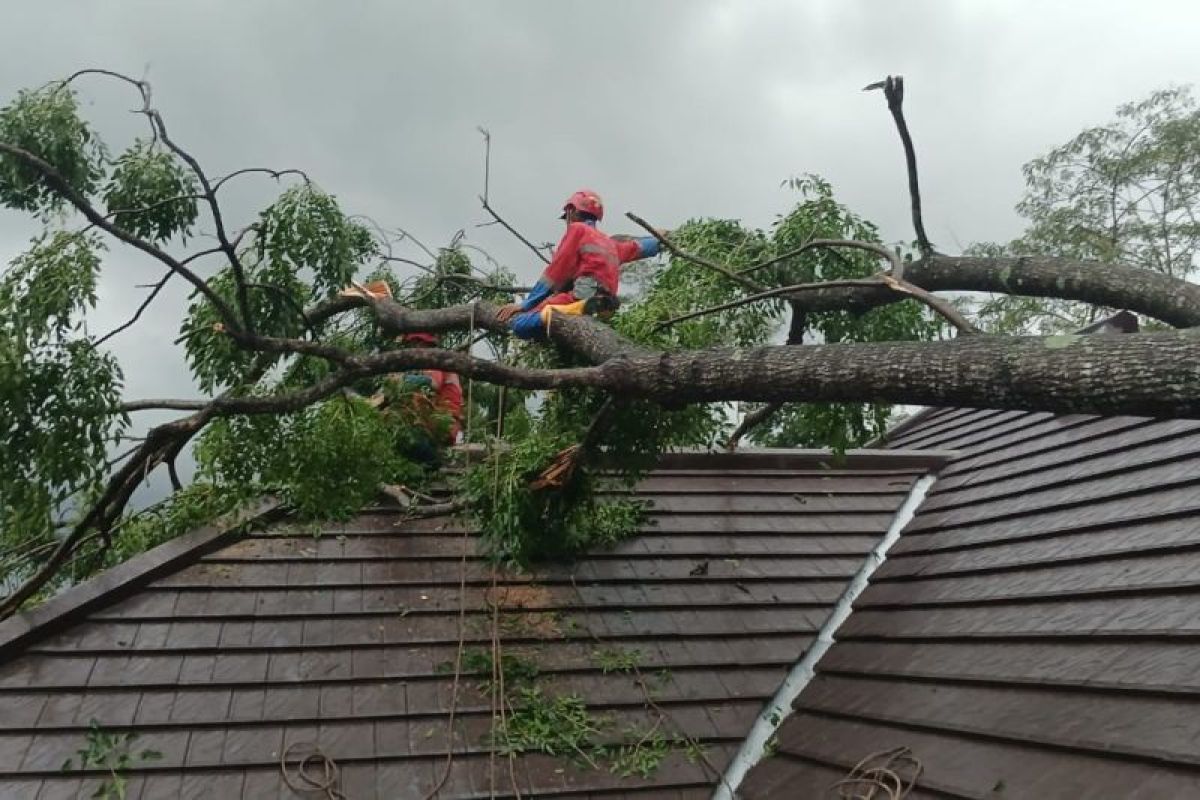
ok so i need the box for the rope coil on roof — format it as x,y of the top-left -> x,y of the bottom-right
829,746 -> 923,799
279,741 -> 347,800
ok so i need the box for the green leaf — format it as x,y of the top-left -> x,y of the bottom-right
103,139 -> 199,243
0,85 -> 106,214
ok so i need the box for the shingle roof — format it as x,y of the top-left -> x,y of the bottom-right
739,409 -> 1200,799
0,450 -> 943,799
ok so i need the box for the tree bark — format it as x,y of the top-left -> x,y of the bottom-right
127,321 -> 1200,421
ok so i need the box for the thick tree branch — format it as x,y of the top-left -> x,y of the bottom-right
772,254 -> 1200,328
126,320 -> 1200,424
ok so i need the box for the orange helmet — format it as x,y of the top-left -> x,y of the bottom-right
561,189 -> 604,221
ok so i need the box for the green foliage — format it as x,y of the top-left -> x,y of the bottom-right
468,175 -> 939,564
751,176 -> 941,448
180,266 -> 310,392
0,85 -> 106,214
751,402 -> 892,451
196,394 -> 427,519
465,428 -> 647,564
459,647 -> 541,695
103,139 -> 199,243
487,674 -> 692,779
181,185 -> 375,391
616,218 -> 779,350
254,184 -> 377,298
494,687 -> 601,764
61,720 -> 161,800
971,85 -> 1200,333
0,230 -> 124,583
608,725 -> 671,779
594,647 -> 642,674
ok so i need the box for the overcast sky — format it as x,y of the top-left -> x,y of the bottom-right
4,0 -> 1200,494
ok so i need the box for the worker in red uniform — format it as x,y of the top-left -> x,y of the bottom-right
496,190 -> 665,339
396,331 -> 465,462
350,279 -> 465,464
395,331 -> 464,449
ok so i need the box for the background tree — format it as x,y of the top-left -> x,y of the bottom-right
969,86 -> 1200,334
4,71 -> 1200,615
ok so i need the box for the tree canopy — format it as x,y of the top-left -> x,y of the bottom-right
970,86 -> 1200,334
3,71 -> 1200,616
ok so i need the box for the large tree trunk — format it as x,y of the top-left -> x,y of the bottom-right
586,330 -> 1200,417
296,298 -> 1200,420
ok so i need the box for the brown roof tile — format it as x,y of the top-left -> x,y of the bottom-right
0,450 -> 939,798
742,409 -> 1200,798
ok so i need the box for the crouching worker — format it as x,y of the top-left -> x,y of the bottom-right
495,189 -> 665,339
389,331 -> 464,466
359,325 -> 462,470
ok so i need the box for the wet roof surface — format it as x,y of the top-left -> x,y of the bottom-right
0,451 -> 936,799
740,409 -> 1200,799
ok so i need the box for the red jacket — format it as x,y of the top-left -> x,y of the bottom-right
426,370 -> 463,443
543,222 -> 648,297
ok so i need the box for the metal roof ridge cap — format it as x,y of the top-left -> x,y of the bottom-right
0,495 -> 285,662
715,471 -> 941,799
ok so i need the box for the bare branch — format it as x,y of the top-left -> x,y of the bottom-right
879,274 -> 979,334
474,127 -> 548,265
480,197 -> 550,265
143,103 -> 256,334
725,402 -> 783,451
656,278 -> 884,330
211,167 -> 311,193
94,270 -> 175,346
478,126 -> 491,204
739,238 -> 903,278
626,212 -> 766,293
866,75 -> 932,259
120,398 -> 210,412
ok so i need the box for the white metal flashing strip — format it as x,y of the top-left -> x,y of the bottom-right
712,472 -> 938,800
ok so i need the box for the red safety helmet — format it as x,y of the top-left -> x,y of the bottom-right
401,331 -> 438,346
561,189 -> 604,221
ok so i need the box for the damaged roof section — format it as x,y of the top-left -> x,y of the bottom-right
0,449 -> 944,799
740,408 -> 1200,798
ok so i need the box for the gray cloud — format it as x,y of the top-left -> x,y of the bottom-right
3,0 -> 1199,502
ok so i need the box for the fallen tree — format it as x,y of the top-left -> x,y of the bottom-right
3,70 -> 1200,616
